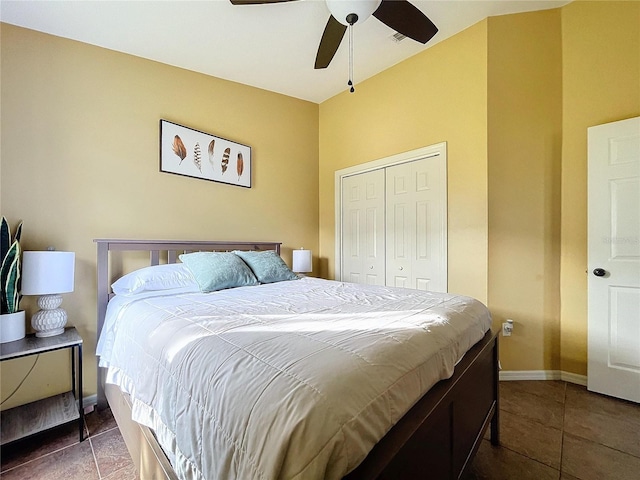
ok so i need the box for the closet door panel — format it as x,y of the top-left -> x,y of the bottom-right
346,208 -> 361,283
420,157 -> 447,292
387,162 -> 414,288
414,199 -> 432,291
413,157 -> 447,292
386,158 -> 447,292
341,170 -> 385,286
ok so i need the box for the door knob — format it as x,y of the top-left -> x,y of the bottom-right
399,266 -> 404,271
593,268 -> 606,277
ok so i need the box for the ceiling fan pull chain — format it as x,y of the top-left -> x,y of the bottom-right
348,23 -> 355,93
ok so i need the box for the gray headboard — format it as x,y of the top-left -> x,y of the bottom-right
93,239 -> 281,409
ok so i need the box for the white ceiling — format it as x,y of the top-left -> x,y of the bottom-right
0,0 -> 570,103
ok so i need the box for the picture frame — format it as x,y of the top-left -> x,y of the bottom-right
160,119 -> 251,188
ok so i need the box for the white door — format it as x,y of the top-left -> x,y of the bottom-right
386,157 -> 447,292
588,116 -> 640,403
341,169 -> 386,285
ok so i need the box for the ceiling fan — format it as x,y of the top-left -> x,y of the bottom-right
230,0 -> 438,70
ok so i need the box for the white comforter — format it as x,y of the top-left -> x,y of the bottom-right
97,277 -> 491,480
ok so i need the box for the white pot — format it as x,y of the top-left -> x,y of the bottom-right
0,310 -> 26,343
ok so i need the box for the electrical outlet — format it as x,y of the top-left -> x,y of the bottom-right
502,321 -> 513,337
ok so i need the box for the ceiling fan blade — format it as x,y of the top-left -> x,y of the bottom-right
315,15 -> 347,69
373,0 -> 438,44
230,0 -> 298,5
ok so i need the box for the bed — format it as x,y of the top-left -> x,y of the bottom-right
95,239 -> 499,480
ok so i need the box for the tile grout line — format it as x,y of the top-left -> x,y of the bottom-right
0,440 -> 80,475
496,384 -> 562,475
563,383 -> 640,462
89,424 -> 119,440
559,380 -> 567,478
88,435 -> 103,479
497,442 -> 564,473
89,424 -> 138,480
0,420 -> 118,479
563,430 -> 640,461
499,381 -> 568,477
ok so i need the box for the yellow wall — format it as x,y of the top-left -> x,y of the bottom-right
319,1 -> 638,376
319,21 -> 490,303
560,0 -> 640,375
0,24 -> 319,409
487,9 -> 563,371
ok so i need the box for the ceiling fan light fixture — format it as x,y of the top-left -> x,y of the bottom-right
326,0 -> 382,26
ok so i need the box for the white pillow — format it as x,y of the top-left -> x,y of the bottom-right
111,263 -> 199,296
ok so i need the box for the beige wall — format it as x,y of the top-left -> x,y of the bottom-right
487,9 -> 563,371
0,24 -> 319,408
560,0 -> 640,375
319,21 -> 490,303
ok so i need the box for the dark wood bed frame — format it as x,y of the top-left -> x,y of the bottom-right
95,239 -> 499,480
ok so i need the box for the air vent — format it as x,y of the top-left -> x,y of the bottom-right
390,32 -> 407,43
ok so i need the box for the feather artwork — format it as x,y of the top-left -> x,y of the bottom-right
222,148 -> 230,174
208,139 -> 215,171
193,142 -> 202,172
172,135 -> 187,164
237,153 -> 244,180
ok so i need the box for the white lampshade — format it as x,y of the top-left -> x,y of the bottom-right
21,251 -> 75,338
22,251 -> 75,295
292,249 -> 312,274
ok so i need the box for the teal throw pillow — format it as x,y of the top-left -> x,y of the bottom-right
179,252 -> 258,292
233,250 -> 298,284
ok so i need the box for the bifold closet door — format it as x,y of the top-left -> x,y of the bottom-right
385,158 -> 447,292
341,169 -> 386,285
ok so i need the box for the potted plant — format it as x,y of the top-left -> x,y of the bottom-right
1,216 -> 25,343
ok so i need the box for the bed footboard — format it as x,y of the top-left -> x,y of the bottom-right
345,329 -> 499,480
105,330 -> 498,480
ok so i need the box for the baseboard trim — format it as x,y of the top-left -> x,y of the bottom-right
499,370 -> 587,386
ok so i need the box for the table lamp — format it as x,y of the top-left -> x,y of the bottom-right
292,248 -> 312,276
21,250 -> 75,337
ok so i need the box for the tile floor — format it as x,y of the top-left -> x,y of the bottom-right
466,381 -> 640,480
1,381 -> 639,479
0,406 -> 136,480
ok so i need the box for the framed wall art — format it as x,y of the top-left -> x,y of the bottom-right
160,120 -> 251,188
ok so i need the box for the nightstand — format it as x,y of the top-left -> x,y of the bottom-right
0,327 -> 84,445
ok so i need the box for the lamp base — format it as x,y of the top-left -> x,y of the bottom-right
34,325 -> 66,338
31,295 -> 67,337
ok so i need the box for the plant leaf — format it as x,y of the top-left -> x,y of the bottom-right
13,221 -> 23,243
0,216 -> 9,261
1,241 -> 20,314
